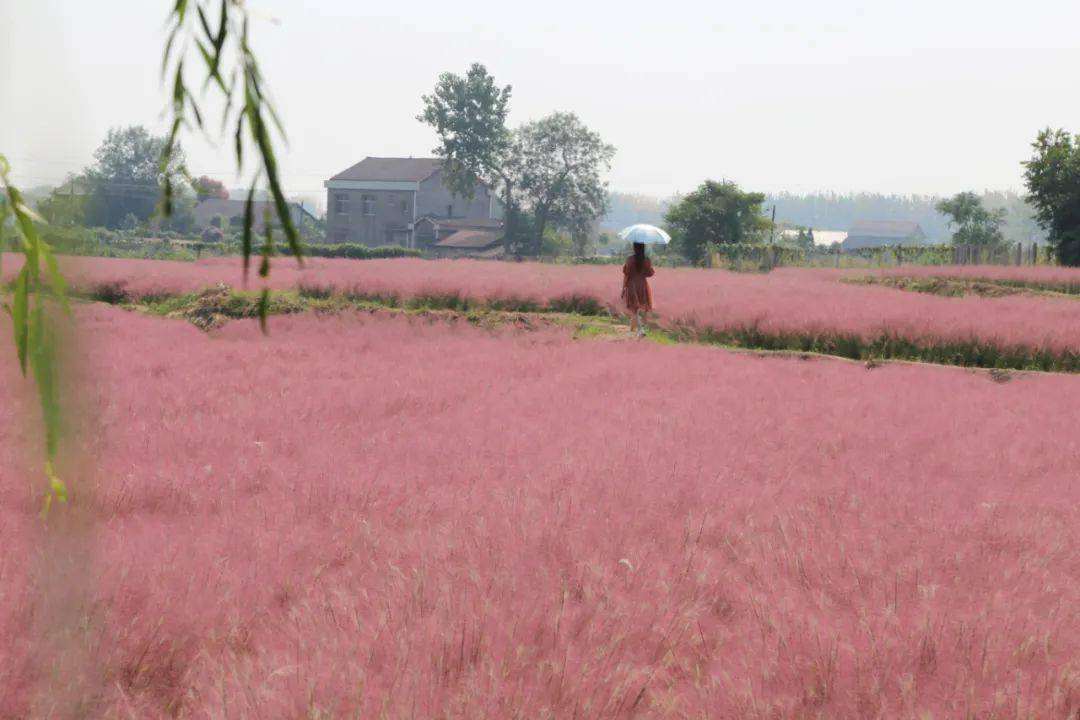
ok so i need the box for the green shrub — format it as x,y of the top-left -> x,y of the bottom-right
486,296 -> 543,313
299,243 -> 422,260
87,281 -> 130,304
547,294 -> 606,316
297,282 -> 334,299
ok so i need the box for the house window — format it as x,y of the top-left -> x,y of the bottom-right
362,195 -> 376,216
400,200 -> 408,215
334,193 -> 349,215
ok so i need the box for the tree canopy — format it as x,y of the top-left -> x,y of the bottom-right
420,65 -> 614,256
1024,128 -> 1080,265
83,126 -> 185,228
419,63 -> 518,249
516,112 -> 615,254
935,192 -> 1006,247
418,65 -> 513,193
194,176 -> 229,200
664,181 -> 770,265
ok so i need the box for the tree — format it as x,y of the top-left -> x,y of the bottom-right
1023,128 -> 1080,265
664,180 -> 770,265
935,191 -> 1006,247
781,226 -> 815,250
194,176 -> 229,200
158,186 -> 197,234
35,176 -> 88,226
418,64 -> 520,250
83,126 -> 185,228
515,112 -> 615,254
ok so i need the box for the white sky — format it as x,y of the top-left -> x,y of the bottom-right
3,0 -> 1079,209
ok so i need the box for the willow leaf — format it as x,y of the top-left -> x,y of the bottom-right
196,4 -> 214,43
41,244 -> 70,312
12,267 -> 29,375
242,184 -> 256,280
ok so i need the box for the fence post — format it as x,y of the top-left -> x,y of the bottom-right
1032,242 -> 1038,265
1015,242 -> 1021,266
897,244 -> 903,266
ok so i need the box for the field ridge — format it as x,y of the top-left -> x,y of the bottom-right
70,284 -> 1080,374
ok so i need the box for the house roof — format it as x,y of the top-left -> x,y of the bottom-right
417,215 -> 503,230
329,157 -> 442,183
847,221 -> 924,238
473,245 -> 506,259
434,229 -> 502,249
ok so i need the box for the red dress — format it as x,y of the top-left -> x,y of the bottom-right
622,257 -> 655,311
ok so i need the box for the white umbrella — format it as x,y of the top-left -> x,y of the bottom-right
617,224 -> 671,246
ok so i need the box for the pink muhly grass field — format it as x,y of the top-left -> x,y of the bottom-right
9,253 -> 1080,354
2,307 -> 1078,718
871,263 -> 1080,286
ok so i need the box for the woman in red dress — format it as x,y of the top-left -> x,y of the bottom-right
622,242 -> 655,337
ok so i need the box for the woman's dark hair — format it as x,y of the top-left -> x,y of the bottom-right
633,242 -> 646,272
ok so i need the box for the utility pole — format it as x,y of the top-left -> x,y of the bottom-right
768,205 -> 777,244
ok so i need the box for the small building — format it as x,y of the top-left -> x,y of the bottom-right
842,221 -> 926,250
432,230 -> 504,259
323,157 -> 502,248
193,198 -> 317,233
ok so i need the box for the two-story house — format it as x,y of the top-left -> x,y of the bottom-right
323,157 -> 502,248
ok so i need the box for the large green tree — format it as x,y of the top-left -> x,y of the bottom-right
664,180 -> 770,265
418,64 -> 519,250
1023,128 -> 1080,265
935,191 -> 1006,247
84,126 -> 186,228
419,66 -> 614,257
516,112 -> 615,254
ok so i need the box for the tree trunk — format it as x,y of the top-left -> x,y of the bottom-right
502,180 -> 517,258
534,203 -> 551,257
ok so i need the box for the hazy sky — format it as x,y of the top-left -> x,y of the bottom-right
3,0 -> 1079,208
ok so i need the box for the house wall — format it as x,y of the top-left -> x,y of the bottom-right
417,171 -> 501,220
324,169 -> 503,246
325,189 -> 415,246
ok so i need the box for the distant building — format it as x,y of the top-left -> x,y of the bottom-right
323,157 -> 502,248
811,230 -> 848,247
842,221 -> 926,250
193,198 -> 317,233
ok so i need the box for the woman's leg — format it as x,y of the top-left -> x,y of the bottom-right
629,309 -> 639,334
637,310 -> 646,336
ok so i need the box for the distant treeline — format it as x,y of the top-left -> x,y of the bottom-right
765,191 -> 1044,244
604,190 -> 1046,245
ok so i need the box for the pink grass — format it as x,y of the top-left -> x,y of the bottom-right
871,263 -> 1080,285
2,307 -> 1078,718
8,254 -> 1080,353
